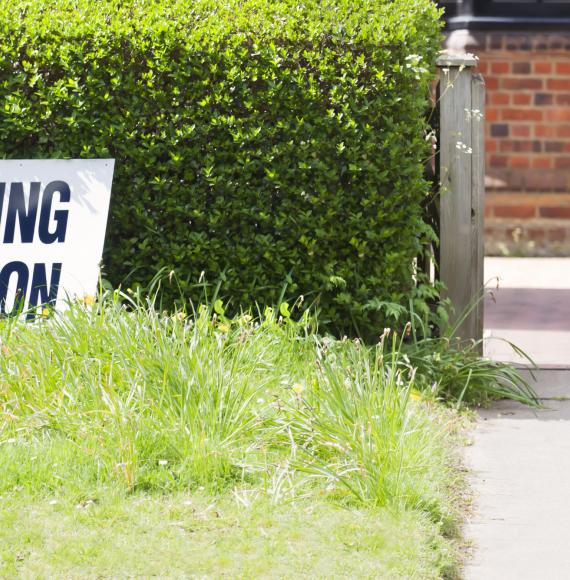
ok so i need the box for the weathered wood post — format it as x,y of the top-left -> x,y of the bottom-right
436,54 -> 485,344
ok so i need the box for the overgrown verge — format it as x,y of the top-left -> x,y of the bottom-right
0,0 -> 442,338
0,294 -> 536,576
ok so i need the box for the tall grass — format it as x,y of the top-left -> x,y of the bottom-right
0,290 -> 535,515
1,294 -> 302,493
271,336 -> 452,512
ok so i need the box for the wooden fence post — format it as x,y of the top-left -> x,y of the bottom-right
436,54 -> 485,344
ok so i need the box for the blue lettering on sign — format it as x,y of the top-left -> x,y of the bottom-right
0,181 -> 70,319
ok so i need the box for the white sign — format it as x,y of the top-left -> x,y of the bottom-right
0,159 -> 114,318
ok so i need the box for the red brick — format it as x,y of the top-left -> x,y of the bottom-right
494,205 -> 536,219
535,125 -> 557,138
490,155 -> 508,167
500,140 -> 540,153
491,62 -> 510,74
502,108 -> 543,122
486,138 -> 498,153
540,206 -> 570,219
555,157 -> 570,169
525,171 -> 568,191
528,228 -> 545,241
544,141 -> 564,153
485,76 -> 499,91
535,62 -> 552,75
513,62 -> 531,75
510,156 -> 531,169
512,125 -> 531,138
548,228 -> 567,243
555,62 -> 570,75
486,108 -> 499,122
532,156 -> 553,169
557,126 -> 570,138
477,62 -> 489,75
547,79 -> 570,91
545,141 -> 565,152
502,78 -> 543,90
485,205 -> 493,218
490,92 -> 510,106
556,94 -> 570,106
513,93 -> 532,106
546,110 -> 570,122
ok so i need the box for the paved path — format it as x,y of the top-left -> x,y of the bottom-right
484,258 -> 570,367
464,373 -> 570,579
464,259 -> 570,578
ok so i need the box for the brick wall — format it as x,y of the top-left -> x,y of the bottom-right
445,30 -> 570,256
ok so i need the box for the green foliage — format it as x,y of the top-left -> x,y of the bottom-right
0,0 -> 442,337
0,293 -> 535,577
0,294 -> 455,510
0,294 -> 535,503
0,493 -> 459,578
405,335 -> 539,407
272,335 -> 454,511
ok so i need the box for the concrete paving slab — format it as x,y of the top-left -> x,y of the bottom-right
517,369 -> 570,399
484,329 -> 570,367
485,289 -> 570,331
485,257 -> 570,290
464,395 -> 570,579
483,258 -> 570,367
465,260 -> 570,577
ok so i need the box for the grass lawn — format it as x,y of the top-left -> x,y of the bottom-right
0,491 -> 458,577
0,292 -> 531,577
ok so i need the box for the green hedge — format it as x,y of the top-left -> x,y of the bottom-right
0,0 -> 442,337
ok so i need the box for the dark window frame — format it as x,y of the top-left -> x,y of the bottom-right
439,1 -> 458,18
479,0 -> 570,18
439,0 -> 570,29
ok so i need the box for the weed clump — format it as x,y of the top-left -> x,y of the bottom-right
0,291 -> 535,508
